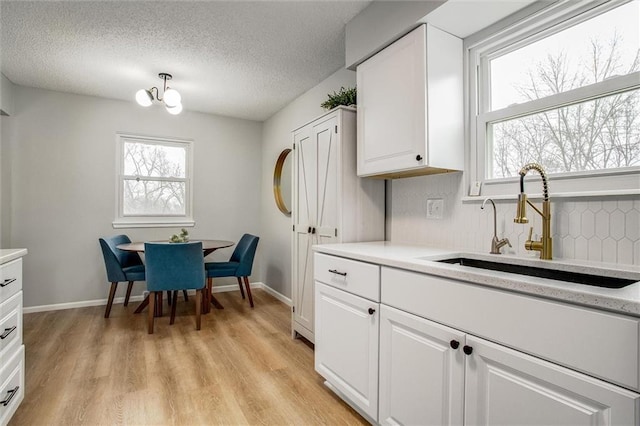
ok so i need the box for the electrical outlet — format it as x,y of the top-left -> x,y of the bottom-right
426,198 -> 444,219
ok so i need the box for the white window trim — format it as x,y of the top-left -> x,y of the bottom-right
113,133 -> 195,228
465,0 -> 640,202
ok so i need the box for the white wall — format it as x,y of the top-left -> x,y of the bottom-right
389,173 -> 640,265
8,86 -> 263,308
260,67 -> 356,299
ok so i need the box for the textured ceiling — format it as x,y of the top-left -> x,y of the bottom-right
0,1 -> 371,121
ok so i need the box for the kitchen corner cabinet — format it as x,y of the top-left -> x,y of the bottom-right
356,23 -> 464,178
291,107 -> 384,343
0,250 -> 27,426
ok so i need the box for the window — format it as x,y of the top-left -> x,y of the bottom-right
468,0 -> 639,198
114,133 -> 194,228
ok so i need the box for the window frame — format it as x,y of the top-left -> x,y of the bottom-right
113,133 -> 195,228
466,0 -> 640,201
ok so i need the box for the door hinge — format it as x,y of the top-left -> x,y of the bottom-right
293,143 -> 296,149
335,125 -> 338,133
335,228 -> 338,237
293,224 -> 295,232
292,306 -> 295,313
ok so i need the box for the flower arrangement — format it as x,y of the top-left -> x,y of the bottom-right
320,86 -> 357,110
169,228 -> 189,243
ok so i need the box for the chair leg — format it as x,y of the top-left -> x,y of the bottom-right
236,277 -> 246,299
183,290 -> 189,301
195,289 -> 202,330
243,276 -> 254,308
167,291 -> 172,306
105,282 -> 118,318
170,291 -> 178,325
156,292 -> 163,317
124,281 -> 134,307
134,294 -> 149,314
148,291 -> 155,334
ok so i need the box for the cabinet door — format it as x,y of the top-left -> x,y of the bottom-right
292,127 -> 315,336
379,305 -> 465,426
357,25 -> 427,177
465,335 -> 640,426
313,115 -> 338,244
315,282 -> 379,421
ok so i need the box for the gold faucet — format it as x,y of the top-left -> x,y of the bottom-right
514,163 -> 552,260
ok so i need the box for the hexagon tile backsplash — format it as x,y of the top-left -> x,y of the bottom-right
389,173 -> 640,266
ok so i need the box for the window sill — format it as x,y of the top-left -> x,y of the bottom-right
112,219 -> 195,229
462,188 -> 640,203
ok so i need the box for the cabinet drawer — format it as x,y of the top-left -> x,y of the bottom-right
0,345 -> 24,426
0,259 -> 22,303
314,253 -> 380,302
0,292 -> 22,362
382,266 -> 640,392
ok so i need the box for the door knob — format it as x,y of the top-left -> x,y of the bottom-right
450,340 -> 460,349
463,345 -> 473,355
368,308 -> 375,315
416,154 -> 423,161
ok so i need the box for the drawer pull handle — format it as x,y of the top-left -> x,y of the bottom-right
0,326 -> 16,340
0,386 -> 19,406
0,278 -> 16,287
463,345 -> 473,355
368,308 -> 376,315
450,340 -> 460,349
328,269 -> 347,277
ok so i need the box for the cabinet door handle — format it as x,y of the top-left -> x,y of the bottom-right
450,340 -> 460,349
328,269 -> 347,277
0,326 -> 17,340
368,308 -> 376,315
0,278 -> 16,287
416,154 -> 423,161
311,227 -> 316,234
307,226 -> 312,234
0,386 -> 19,406
463,345 -> 473,355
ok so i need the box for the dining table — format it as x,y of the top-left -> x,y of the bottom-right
116,239 -> 234,315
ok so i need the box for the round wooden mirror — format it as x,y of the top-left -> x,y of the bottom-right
273,148 -> 292,215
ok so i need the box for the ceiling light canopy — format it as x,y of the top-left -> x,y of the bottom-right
135,73 -> 183,114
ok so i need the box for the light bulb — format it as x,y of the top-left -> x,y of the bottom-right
163,88 -> 181,107
166,102 -> 183,115
135,89 -> 153,107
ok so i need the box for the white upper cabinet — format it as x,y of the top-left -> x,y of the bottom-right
356,24 -> 463,178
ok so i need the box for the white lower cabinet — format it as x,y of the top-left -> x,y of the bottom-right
315,281 -> 379,421
379,305 -> 465,426
379,304 -> 640,426
465,335 -> 640,426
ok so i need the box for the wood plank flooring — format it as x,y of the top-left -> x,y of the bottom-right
10,289 -> 367,425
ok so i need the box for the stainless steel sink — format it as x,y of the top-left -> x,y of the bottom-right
436,257 -> 637,289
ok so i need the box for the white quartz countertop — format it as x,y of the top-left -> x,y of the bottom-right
313,241 -> 640,317
0,248 -> 28,265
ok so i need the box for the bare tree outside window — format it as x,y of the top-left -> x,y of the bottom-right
486,1 -> 640,179
122,141 -> 187,216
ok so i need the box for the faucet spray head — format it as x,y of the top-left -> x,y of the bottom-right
514,193 -> 528,223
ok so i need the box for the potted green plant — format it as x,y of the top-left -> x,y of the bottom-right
320,86 -> 357,110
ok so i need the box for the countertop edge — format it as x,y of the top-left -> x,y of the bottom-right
0,248 -> 28,265
313,243 -> 640,318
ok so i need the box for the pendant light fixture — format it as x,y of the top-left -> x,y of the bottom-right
135,73 -> 183,115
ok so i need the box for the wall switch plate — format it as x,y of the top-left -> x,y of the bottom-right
426,198 -> 444,219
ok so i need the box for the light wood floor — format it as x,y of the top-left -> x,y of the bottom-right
10,289 -> 367,425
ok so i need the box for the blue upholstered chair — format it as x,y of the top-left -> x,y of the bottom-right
145,242 -> 205,334
205,234 -> 259,308
99,235 -> 145,318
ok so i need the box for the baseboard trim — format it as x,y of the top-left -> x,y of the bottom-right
23,281 -> 291,313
